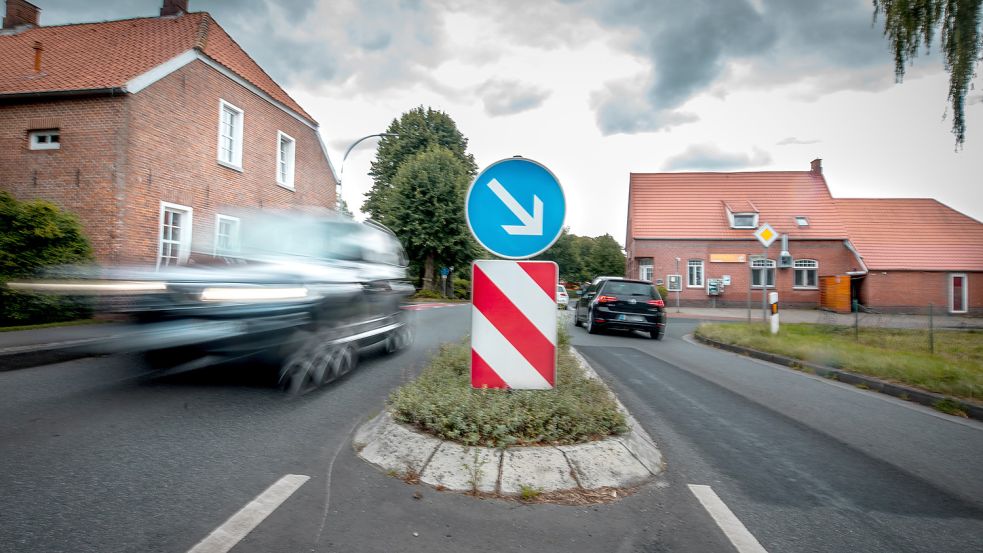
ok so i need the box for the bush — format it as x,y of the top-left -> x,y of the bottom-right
452,277 -> 470,300
412,288 -> 444,300
0,192 -> 93,326
389,327 -> 627,447
657,285 -> 669,300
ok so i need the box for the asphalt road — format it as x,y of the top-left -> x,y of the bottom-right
2,306 -> 981,552
571,315 -> 983,553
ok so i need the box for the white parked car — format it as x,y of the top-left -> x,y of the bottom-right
556,285 -> 569,309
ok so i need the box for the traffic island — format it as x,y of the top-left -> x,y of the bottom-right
352,342 -> 664,503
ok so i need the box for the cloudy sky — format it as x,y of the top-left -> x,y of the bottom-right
27,0 -> 983,242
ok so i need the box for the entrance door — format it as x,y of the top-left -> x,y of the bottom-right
950,273 -> 967,313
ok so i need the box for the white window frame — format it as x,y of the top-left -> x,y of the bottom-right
687,259 -> 704,288
639,261 -> 654,282
276,130 -> 296,189
158,202 -> 193,269
751,258 -> 776,288
214,214 -> 241,255
949,273 -> 968,314
793,259 -> 819,289
795,216 -> 809,227
29,129 -> 60,150
217,99 -> 244,171
728,211 -> 758,229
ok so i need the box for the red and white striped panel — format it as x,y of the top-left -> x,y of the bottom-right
471,260 -> 558,389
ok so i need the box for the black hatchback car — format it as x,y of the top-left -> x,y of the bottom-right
574,278 -> 667,339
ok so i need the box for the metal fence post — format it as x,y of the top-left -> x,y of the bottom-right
854,307 -> 859,342
929,303 -> 935,354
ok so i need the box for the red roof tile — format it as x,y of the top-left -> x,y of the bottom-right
835,199 -> 983,271
628,171 -> 847,240
0,12 -> 315,124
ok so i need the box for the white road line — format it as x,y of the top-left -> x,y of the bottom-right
187,474 -> 310,553
688,484 -> 768,553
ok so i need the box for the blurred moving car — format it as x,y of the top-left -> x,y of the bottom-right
574,277 -> 666,340
8,209 -> 415,395
556,285 -> 569,309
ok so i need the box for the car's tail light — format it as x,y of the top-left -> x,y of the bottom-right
597,295 -> 618,303
647,299 -> 665,307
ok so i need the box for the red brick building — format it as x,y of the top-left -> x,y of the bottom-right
0,0 -> 337,266
626,160 -> 983,315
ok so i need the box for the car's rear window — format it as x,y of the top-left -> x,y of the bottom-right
602,281 -> 656,298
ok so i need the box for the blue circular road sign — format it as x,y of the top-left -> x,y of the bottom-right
465,157 -> 565,259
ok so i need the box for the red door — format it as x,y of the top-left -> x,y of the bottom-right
951,274 -> 966,313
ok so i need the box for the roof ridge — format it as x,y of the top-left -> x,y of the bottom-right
0,11 -> 208,33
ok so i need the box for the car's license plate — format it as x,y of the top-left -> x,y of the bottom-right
617,314 -> 644,322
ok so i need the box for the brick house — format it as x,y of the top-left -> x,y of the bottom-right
625,159 -> 983,315
0,0 -> 337,267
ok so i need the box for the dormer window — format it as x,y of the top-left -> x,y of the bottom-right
732,213 -> 756,228
795,216 -> 809,227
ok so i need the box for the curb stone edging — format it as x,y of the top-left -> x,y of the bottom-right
352,347 -> 665,498
693,333 -> 983,421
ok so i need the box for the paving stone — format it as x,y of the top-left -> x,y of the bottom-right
499,447 -> 577,495
352,411 -> 385,450
420,442 -> 499,493
357,414 -> 441,475
618,429 -> 665,476
558,439 -> 653,489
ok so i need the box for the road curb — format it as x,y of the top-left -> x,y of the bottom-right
0,340 -> 102,371
352,347 -> 665,499
693,333 -> 983,421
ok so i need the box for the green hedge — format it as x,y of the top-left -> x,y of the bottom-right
0,192 -> 93,326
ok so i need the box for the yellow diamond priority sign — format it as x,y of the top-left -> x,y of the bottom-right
754,223 -> 778,248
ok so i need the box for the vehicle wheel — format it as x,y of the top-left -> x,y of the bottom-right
586,310 -> 599,334
279,346 -> 320,396
650,329 -> 664,341
338,344 -> 358,375
574,311 -> 583,327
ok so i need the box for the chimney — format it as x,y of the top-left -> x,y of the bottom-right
32,40 -> 42,72
3,0 -> 40,29
160,0 -> 188,17
810,158 -> 822,175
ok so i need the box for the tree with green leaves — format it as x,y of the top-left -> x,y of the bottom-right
364,107 -> 477,221
873,0 -> 982,146
534,230 -> 626,284
387,147 -> 477,291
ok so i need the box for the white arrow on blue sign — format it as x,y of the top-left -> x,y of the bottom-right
465,157 -> 565,259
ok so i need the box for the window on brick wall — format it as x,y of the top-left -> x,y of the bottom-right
217,100 -> 243,170
215,214 -> 241,255
751,258 -> 776,288
159,202 -> 193,268
276,131 -> 295,188
793,259 -> 818,289
29,129 -> 60,150
687,259 -> 704,287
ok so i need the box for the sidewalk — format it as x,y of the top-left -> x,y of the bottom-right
666,307 -> 983,329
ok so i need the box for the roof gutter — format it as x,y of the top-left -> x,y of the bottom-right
0,87 -> 125,101
843,239 -> 869,275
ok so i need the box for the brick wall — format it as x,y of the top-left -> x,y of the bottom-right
119,60 -> 336,265
859,271 -> 983,315
0,96 -> 126,262
629,239 -> 860,308
0,59 -> 336,266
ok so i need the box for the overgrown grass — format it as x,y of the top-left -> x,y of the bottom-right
696,323 -> 983,401
389,327 -> 627,447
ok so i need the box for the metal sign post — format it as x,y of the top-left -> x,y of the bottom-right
753,223 -> 779,324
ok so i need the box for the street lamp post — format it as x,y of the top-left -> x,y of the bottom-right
674,257 -> 680,313
336,133 -> 398,213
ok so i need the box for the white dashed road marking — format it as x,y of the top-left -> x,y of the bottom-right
187,474 -> 310,553
688,484 -> 768,553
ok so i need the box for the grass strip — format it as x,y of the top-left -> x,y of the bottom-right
695,322 -> 982,401
389,328 -> 627,447
0,318 -> 104,333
